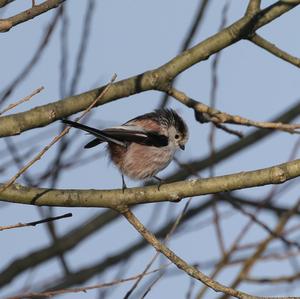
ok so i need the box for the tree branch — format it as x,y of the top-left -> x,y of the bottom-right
245,0 -> 261,15
0,212 -> 72,231
8,265 -> 170,298
0,74 -> 117,194
0,0 -> 65,32
218,198 -> 300,299
0,158 -> 300,208
249,33 -> 300,68
166,99 -> 300,182
0,1 -> 298,137
122,208 -> 298,299
245,272 -> 300,284
159,0 -> 210,107
0,0 -> 15,8
0,86 -> 44,116
167,88 -> 300,133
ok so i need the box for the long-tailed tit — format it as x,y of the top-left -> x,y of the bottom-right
62,109 -> 188,189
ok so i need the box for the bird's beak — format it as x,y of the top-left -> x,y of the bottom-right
180,144 -> 185,150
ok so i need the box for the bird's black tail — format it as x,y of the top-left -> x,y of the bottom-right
62,119 -> 124,148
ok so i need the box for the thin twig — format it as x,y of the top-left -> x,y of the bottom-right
7,264 -> 170,299
139,271 -> 165,299
186,277 -> 196,299
0,0 -> 65,32
208,0 -> 230,257
159,0 -> 210,108
123,199 -> 192,298
0,1 -> 299,137
0,87 -> 44,116
121,208 -> 298,299
245,272 -> 300,284
167,87 -> 300,134
213,123 -> 243,138
69,0 -> 96,95
0,213 -> 72,231
250,33 -> 300,68
226,197 -> 300,251
195,138 -> 300,298
1,7 -> 62,105
0,74 -> 117,194
0,199 -> 213,290
218,198 -> 300,299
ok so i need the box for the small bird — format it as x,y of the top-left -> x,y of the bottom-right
62,109 -> 188,189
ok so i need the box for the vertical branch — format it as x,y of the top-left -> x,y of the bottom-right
33,4 -> 71,277
159,0 -> 210,108
69,0 -> 96,95
245,0 -> 261,15
0,7 -> 62,105
40,3 -> 97,274
59,5 -> 69,99
208,0 -> 230,258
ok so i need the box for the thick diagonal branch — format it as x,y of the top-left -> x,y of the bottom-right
122,209 -> 298,299
0,1 -> 298,137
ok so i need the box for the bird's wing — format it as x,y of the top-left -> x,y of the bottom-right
62,119 -> 126,147
103,126 -> 169,147
62,120 -> 168,149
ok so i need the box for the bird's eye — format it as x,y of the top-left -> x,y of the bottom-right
175,134 -> 180,139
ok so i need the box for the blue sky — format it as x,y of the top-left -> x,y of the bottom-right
1,1 -> 300,298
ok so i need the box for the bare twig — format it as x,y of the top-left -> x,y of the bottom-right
48,0 -> 97,187
1,7 -> 62,105
13,197 -> 298,294
7,264 -> 170,299
195,137 -> 300,298
123,199 -> 192,298
186,277 -> 196,299
245,272 -> 300,284
0,213 -> 72,231
122,208 -> 299,299
250,33 -> 300,68
139,272 -> 165,299
208,1 -> 230,257
218,198 -> 300,299
0,87 -> 44,116
0,199 -> 212,289
225,197 -> 300,250
59,5 -> 69,99
43,17 -> 71,270
245,0 -> 261,15
168,88 -> 300,133
0,0 -> 65,32
213,122 -> 243,138
159,0 -> 210,108
166,99 -> 300,183
0,1 -> 299,137
69,0 -> 96,95
0,74 -> 117,194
